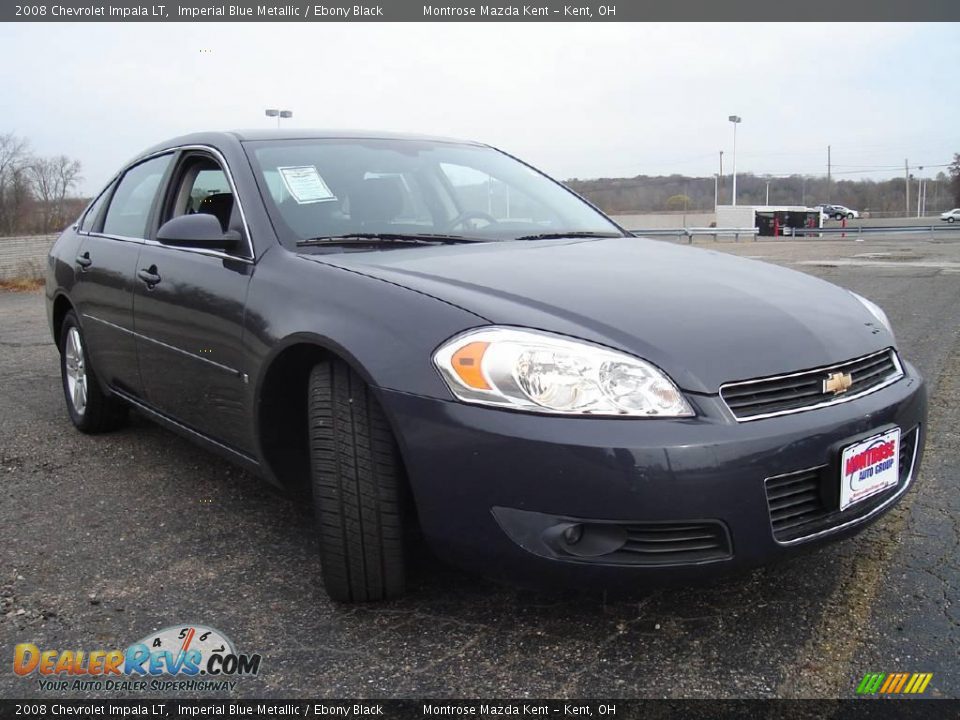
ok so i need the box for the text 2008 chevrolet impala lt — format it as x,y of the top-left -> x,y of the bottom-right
47,130 -> 926,602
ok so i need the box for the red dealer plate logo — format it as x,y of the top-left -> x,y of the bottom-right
840,427 -> 900,511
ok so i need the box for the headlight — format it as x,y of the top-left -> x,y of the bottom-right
850,292 -> 894,337
433,327 -> 694,417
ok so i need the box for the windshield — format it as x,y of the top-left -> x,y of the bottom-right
243,138 -> 623,245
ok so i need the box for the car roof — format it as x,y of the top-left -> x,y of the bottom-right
137,129 -> 484,159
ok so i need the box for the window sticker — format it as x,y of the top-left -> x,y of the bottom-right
277,166 -> 337,204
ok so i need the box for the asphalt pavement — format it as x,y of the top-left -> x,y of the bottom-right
0,235 -> 958,699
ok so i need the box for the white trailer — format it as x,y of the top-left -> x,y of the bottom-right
716,205 -> 822,237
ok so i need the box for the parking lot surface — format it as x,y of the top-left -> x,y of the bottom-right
1,236 -> 958,699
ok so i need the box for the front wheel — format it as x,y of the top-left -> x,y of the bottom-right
948,217 -> 956,223
308,360 -> 407,602
59,310 -> 128,433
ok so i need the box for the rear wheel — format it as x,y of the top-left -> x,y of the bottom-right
59,310 -> 128,433
308,360 -> 407,602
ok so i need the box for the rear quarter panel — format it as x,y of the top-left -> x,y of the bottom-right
45,230 -> 84,341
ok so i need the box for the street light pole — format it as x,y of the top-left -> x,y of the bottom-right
728,116 -> 741,206
765,178 -> 771,205
714,173 -> 719,212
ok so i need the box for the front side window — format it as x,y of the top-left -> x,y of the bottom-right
244,138 -> 623,245
102,154 -> 172,239
165,157 -> 234,233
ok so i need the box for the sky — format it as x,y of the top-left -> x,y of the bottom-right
1,22 -> 958,195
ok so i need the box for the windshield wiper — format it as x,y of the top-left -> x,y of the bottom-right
513,231 -> 625,241
296,232 -> 487,248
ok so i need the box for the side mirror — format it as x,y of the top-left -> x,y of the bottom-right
156,213 -> 239,250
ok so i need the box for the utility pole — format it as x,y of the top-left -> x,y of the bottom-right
905,159 -> 910,217
827,145 -> 831,199
917,167 -> 923,218
719,151 -> 724,203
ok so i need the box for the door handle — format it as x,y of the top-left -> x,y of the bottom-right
75,252 -> 92,269
137,265 -> 161,288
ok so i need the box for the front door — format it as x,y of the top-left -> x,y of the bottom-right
132,151 -> 255,453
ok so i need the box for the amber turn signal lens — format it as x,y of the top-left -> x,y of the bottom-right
450,341 -> 491,390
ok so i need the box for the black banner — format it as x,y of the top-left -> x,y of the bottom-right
1,700 -> 959,720
3,0 -> 959,22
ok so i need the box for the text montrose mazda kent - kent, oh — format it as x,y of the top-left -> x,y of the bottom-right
46,130 -> 926,602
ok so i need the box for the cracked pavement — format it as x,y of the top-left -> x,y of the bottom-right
0,235 -> 958,699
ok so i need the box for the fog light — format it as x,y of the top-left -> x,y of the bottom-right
563,523 -> 584,545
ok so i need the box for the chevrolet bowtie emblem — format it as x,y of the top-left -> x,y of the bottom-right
823,371 -> 854,395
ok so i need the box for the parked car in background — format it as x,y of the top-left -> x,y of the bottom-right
940,208 -> 960,223
814,204 -> 860,221
814,203 -> 837,220
830,205 -> 859,220
833,205 -> 859,220
46,130 -> 926,602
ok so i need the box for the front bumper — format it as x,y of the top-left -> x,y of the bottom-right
380,362 -> 926,588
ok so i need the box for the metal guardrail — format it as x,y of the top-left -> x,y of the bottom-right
787,224 -> 959,237
630,224 -> 960,244
630,227 -> 760,243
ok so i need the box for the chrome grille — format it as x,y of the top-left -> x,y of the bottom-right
721,349 -> 902,421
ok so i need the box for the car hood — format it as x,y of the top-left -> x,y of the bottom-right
310,237 -> 894,394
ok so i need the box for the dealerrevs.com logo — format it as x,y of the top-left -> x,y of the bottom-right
14,624 -> 262,693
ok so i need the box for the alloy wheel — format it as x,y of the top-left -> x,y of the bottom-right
64,326 -> 87,416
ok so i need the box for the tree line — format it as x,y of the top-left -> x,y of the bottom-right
566,157 -> 960,216
0,132 -> 85,236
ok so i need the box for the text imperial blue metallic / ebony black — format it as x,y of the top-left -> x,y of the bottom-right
46,130 -> 926,602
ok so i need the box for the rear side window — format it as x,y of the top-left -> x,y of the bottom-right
79,184 -> 111,233
102,154 -> 172,239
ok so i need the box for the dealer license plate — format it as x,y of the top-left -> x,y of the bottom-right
840,428 -> 900,511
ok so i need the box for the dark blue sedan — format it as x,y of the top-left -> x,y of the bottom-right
46,130 -> 926,601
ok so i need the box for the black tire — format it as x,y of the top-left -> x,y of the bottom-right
59,310 -> 128,433
846,213 -> 855,220
834,213 -> 844,221
308,360 -> 406,602
948,217 -> 956,223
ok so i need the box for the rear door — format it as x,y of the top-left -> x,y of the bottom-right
72,153 -> 173,397
132,149 -> 256,453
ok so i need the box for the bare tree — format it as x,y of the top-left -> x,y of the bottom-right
0,133 -> 31,235
29,154 -> 82,233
